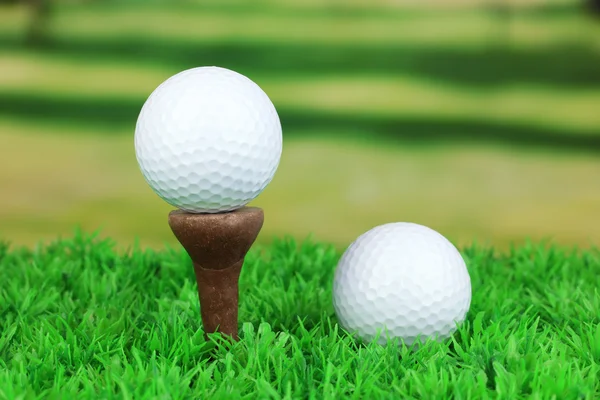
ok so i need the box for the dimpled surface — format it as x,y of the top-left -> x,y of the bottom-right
135,66 -> 282,213
333,222 -> 471,346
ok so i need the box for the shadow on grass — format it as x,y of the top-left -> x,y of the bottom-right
2,91 -> 600,153
500,2 -> 588,17
57,0 -> 434,19
3,36 -> 600,89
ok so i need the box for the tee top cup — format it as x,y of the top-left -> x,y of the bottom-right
134,66 -> 282,340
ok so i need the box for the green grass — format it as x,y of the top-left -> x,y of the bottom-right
0,231 -> 599,398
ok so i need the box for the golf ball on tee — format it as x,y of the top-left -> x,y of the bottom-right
333,222 -> 471,347
134,66 -> 282,213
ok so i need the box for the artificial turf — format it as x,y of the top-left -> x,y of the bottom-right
0,230 -> 598,399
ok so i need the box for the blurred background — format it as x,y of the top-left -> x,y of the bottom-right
0,0 -> 599,252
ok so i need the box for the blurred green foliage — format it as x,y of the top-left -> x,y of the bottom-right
0,0 -> 599,249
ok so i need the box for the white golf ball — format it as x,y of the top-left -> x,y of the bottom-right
333,222 -> 471,347
134,66 -> 282,213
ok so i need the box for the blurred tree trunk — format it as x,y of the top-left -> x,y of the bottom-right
25,0 -> 52,46
586,0 -> 600,15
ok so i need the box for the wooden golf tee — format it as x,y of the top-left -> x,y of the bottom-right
167,207 -> 264,341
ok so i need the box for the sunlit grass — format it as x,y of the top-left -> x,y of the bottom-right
1,119 -> 599,251
1,2 -> 597,48
0,53 -> 170,98
186,0 -> 579,11
1,53 -> 599,134
265,77 -> 600,134
0,231 -> 598,397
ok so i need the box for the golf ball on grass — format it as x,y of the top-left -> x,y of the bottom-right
333,222 -> 472,347
134,66 -> 282,213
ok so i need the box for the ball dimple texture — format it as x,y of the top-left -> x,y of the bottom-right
333,222 -> 472,347
134,66 -> 282,213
